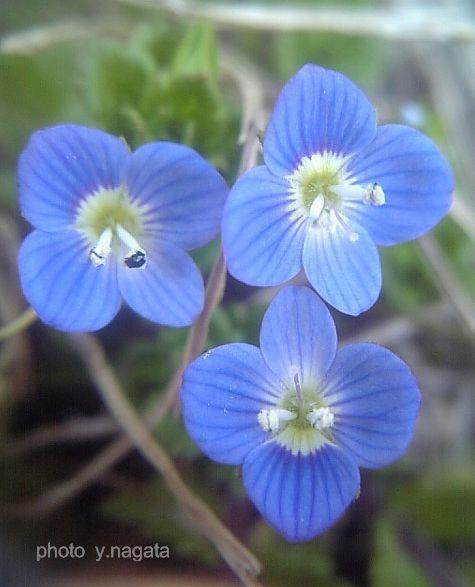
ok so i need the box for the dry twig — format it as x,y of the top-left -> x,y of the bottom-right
71,333 -> 262,585
2,415 -> 117,457
115,0 -> 475,41
417,235 -> 475,340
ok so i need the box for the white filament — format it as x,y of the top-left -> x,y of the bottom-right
116,224 -> 145,257
257,408 -> 296,433
89,227 -> 113,267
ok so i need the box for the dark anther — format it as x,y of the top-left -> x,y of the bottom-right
125,250 -> 146,268
90,249 -> 104,260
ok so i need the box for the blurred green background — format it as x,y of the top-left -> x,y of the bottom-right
0,1 -> 474,586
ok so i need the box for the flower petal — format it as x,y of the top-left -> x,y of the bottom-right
125,142 -> 228,250
322,343 -> 420,468
264,64 -> 377,176
117,239 -> 204,327
18,124 -> 130,232
243,441 -> 360,542
345,125 -> 453,245
18,230 -> 121,331
259,286 -> 337,389
303,221 -> 381,316
181,343 -> 282,465
222,166 -> 307,286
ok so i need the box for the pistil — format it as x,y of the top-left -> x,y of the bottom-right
293,372 -> 303,403
309,194 -> 325,223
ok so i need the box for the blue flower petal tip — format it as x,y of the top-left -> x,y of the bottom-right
181,285 -> 421,542
17,124 -> 228,331
222,64 -> 453,315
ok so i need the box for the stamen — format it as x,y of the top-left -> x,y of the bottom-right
307,407 -> 334,431
257,408 -> 296,433
333,182 -> 386,206
332,183 -> 366,201
89,227 -> 113,267
116,224 -> 146,269
363,182 -> 385,206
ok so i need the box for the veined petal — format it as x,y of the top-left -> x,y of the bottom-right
322,343 -> 420,469
259,286 -> 337,389
18,124 -> 130,232
222,166 -> 307,286
125,142 -> 228,250
117,239 -> 203,327
264,64 -> 377,176
345,125 -> 453,245
181,343 -> 282,465
243,441 -> 360,542
18,229 -> 121,332
303,221 -> 381,316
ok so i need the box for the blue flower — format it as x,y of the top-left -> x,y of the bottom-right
17,124 -> 228,331
222,64 -> 453,315
181,286 -> 420,542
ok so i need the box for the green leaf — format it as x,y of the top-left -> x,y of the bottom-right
251,523 -> 350,586
0,48 -> 84,158
371,519 -> 430,587
391,463 -> 475,543
129,23 -> 184,69
87,41 -> 155,143
172,22 -> 218,84
381,243 -> 437,312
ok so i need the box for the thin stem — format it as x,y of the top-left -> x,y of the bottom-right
0,20 -> 128,54
0,308 -> 37,341
2,415 -> 117,457
451,194 -> 475,243
219,45 -> 268,144
417,235 -> 475,341
114,0 -> 475,42
71,333 -> 262,586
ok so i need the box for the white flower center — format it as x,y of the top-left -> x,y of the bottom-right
286,151 -> 386,242
257,373 -> 335,455
75,186 -> 149,269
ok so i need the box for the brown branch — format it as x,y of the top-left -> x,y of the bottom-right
115,0 -> 475,42
417,235 -> 475,340
71,333 -> 261,585
2,415 -> 117,457
0,308 -> 37,341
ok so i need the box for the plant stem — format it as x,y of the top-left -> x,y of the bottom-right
71,332 -> 262,586
115,0 -> 475,42
0,307 -> 36,341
